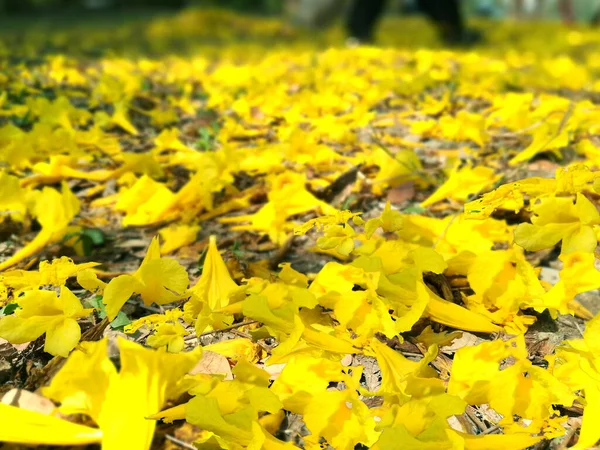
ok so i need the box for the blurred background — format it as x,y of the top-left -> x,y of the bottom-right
2,0 -> 600,22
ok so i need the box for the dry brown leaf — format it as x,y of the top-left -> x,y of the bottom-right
1,389 -> 55,415
340,354 -> 353,366
190,350 -> 233,380
441,332 -> 483,354
386,181 -> 415,204
0,337 -> 29,353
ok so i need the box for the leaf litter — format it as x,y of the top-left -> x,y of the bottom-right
1,8 -> 600,450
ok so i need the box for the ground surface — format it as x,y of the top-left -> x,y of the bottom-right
1,8 -> 600,450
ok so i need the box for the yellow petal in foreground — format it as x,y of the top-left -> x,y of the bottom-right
43,338 -> 202,450
303,389 -> 379,450
0,403 -> 102,446
461,431 -> 542,450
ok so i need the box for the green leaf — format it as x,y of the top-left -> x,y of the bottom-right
0,303 -> 19,315
110,312 -> 132,330
82,228 -> 105,246
402,204 -> 427,214
87,295 -> 130,330
88,295 -> 106,319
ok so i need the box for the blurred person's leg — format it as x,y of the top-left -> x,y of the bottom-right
558,0 -> 574,23
346,0 -> 387,42
347,0 -> 481,45
513,0 -> 525,18
418,0 -> 481,44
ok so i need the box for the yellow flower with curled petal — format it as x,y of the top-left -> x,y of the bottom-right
316,224 -> 357,256
514,193 -> 600,254
0,287 -> 92,357
99,236 -> 189,320
189,235 -> 237,310
154,359 -> 288,449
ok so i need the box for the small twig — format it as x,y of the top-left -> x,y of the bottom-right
556,421 -> 580,450
184,320 -> 259,342
479,424 -> 502,435
165,434 -> 197,450
315,164 -> 362,203
268,235 -> 294,270
573,320 -> 585,338
424,273 -> 454,302
465,406 -> 488,433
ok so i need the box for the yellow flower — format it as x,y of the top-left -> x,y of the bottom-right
514,193 -> 600,254
38,338 -> 201,450
189,235 -> 237,310
0,287 -> 92,357
364,201 -> 403,238
448,335 -> 575,429
100,236 -> 189,320
146,322 -> 188,353
0,183 -> 79,271
1,257 -> 99,293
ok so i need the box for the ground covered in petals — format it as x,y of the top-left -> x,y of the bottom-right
3,8 -> 600,450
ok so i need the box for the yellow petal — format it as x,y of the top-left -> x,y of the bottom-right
514,223 -> 567,252
103,274 -> 140,321
0,403 -> 102,446
577,383 -> 600,449
0,315 -> 48,344
562,225 -> 598,254
158,224 -> 200,254
45,318 -> 81,357
77,269 -> 107,294
204,338 -> 263,363
97,338 -> 202,450
426,290 -> 501,333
